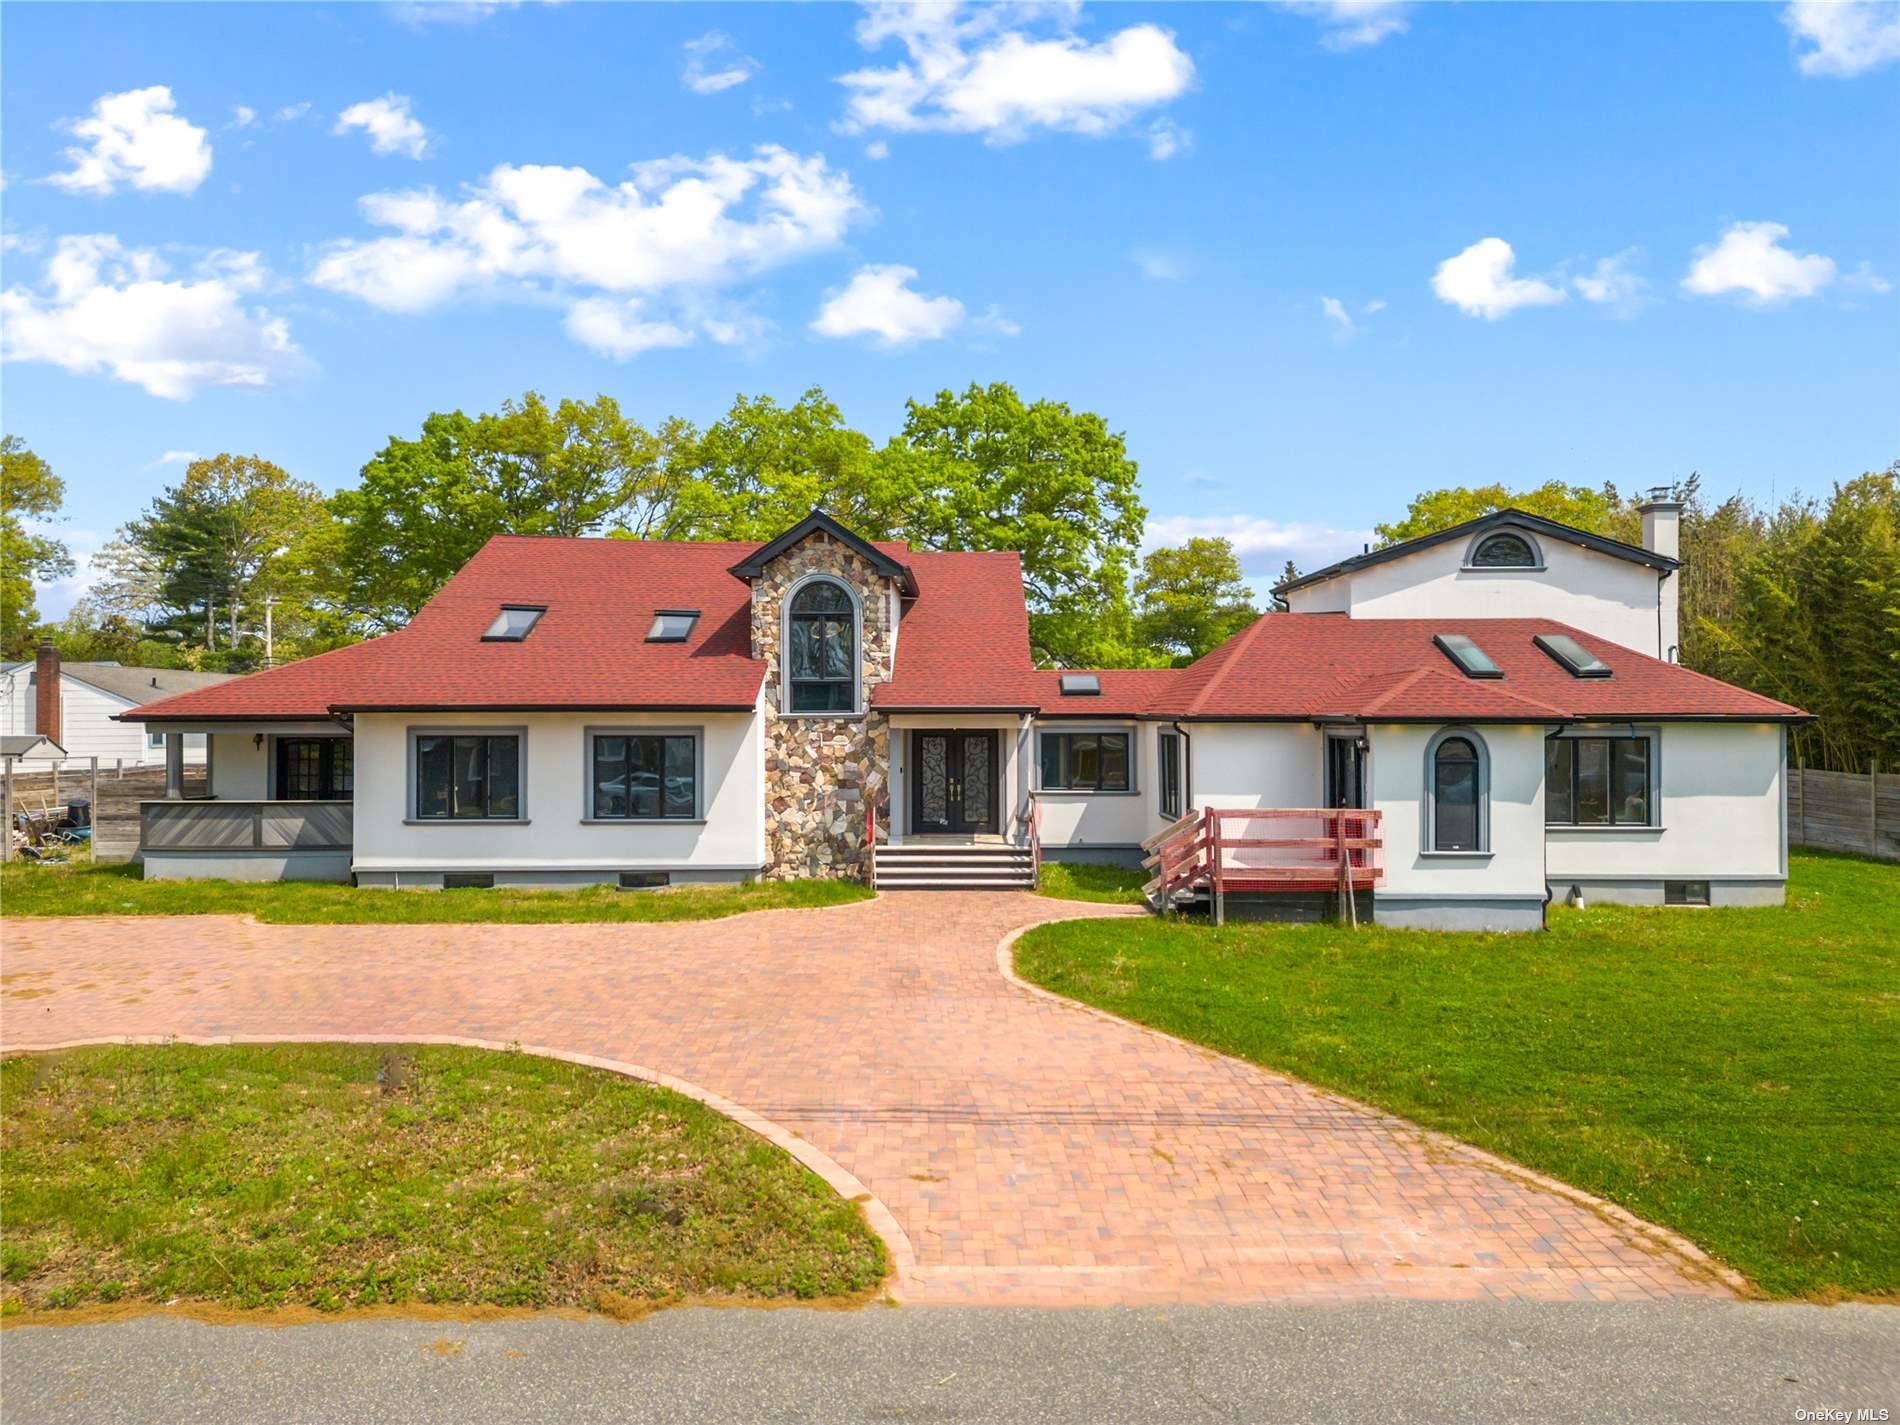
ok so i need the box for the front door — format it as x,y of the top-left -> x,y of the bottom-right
1325,734 -> 1368,809
910,730 -> 999,835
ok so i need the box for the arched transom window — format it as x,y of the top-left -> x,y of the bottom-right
1470,531 -> 1538,568
786,578 -> 858,713
1429,732 -> 1486,852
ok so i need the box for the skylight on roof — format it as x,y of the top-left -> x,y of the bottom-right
1433,633 -> 1503,680
482,605 -> 545,642
1059,673 -> 1101,696
1534,633 -> 1611,678
646,609 -> 700,643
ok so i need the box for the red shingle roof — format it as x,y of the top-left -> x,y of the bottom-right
872,550 -> 1041,710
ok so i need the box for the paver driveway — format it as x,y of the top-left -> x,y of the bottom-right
1,893 -> 1735,1306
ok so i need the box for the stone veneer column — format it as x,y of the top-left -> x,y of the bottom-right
751,535 -> 894,880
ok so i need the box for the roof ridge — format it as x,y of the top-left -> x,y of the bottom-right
1183,612 -> 1273,718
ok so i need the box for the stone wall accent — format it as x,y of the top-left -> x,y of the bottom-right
751,535 -> 895,880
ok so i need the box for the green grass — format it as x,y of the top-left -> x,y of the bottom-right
0,860 -> 870,924
1035,861 -> 1149,904
0,1043 -> 886,1316
1015,852 -> 1899,1300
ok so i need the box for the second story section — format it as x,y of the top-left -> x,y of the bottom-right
1275,498 -> 1684,661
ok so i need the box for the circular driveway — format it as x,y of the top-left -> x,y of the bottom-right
1,893 -> 1736,1306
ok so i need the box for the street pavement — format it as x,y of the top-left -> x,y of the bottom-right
3,1300 -> 1894,1424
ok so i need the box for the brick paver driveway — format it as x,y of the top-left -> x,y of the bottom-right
1,894 -> 1734,1306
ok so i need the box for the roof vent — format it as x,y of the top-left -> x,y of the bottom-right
646,609 -> 700,643
1059,673 -> 1101,696
1534,633 -> 1611,678
1433,633 -> 1503,680
482,605 -> 545,642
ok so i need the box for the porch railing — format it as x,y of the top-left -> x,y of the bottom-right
140,799 -> 353,853
1143,807 -> 1382,927
1013,793 -> 1042,887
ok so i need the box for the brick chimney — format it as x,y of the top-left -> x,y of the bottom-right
33,642 -> 61,746
1638,487 -> 1683,663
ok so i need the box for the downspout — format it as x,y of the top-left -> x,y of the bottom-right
1658,569 -> 1678,664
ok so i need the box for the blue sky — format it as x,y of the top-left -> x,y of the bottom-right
4,0 -> 1897,616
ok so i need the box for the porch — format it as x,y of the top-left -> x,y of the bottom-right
1144,807 -> 1384,926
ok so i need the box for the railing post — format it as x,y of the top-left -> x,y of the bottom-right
1211,809 -> 1224,928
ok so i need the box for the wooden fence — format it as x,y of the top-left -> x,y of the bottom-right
1789,765 -> 1898,863
3,759 -> 206,863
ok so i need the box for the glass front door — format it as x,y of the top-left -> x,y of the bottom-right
1325,734 -> 1367,809
910,730 -> 999,834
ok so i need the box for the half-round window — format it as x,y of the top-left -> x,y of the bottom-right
1470,531 -> 1537,568
786,579 -> 858,713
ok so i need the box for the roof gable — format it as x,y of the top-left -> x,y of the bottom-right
727,510 -> 917,592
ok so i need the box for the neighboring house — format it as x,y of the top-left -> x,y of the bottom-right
122,502 -> 1806,929
1,734 -> 66,760
1,649 -> 236,766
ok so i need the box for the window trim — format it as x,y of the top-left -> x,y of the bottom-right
1036,727 -> 1137,795
481,605 -> 547,642
779,573 -> 863,718
1461,526 -> 1546,572
645,609 -> 700,644
1423,725 -> 1490,854
1545,725 -> 1660,829
1158,730 -> 1182,818
581,724 -> 705,823
405,725 -> 528,823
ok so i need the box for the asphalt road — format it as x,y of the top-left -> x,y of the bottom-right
3,1300 -> 1895,1424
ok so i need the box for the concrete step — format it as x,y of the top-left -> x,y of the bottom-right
875,877 -> 1036,891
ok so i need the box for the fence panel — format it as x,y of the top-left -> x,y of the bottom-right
1789,767 -> 1898,862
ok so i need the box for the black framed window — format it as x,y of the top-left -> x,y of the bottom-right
1432,735 -> 1482,851
1546,736 -> 1651,826
591,733 -> 696,820
786,580 -> 856,713
415,734 -> 520,820
1039,732 -> 1131,791
1470,532 -> 1537,567
1158,731 -> 1182,818
277,738 -> 352,801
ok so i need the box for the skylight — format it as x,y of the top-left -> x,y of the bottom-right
482,605 -> 545,642
1059,673 -> 1101,696
1433,633 -> 1503,680
1534,633 -> 1611,678
646,609 -> 700,643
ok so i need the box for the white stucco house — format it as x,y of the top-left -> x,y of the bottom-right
122,500 -> 1806,930
1,649 -> 235,767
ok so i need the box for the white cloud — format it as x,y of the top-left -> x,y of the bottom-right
1,234 -> 303,399
1573,247 -> 1646,315
838,3 -> 1194,145
45,86 -> 212,196
335,94 -> 432,159
229,105 -> 258,130
683,31 -> 760,94
1363,298 -> 1388,314
1320,295 -> 1354,334
144,449 -> 202,469
312,145 -> 867,355
276,102 -> 313,123
1147,118 -> 1190,160
1844,261 -> 1894,295
1431,237 -> 1566,320
1143,512 -> 1373,582
1285,1 -> 1412,50
864,139 -> 891,160
811,263 -> 966,346
389,1 -> 525,29
1132,246 -> 1187,282
1681,221 -> 1836,304
1783,0 -> 1900,75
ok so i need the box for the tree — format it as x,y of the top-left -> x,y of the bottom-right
1375,480 -> 1632,546
1134,538 -> 1258,663
1272,559 -> 1301,612
1,436 -> 75,657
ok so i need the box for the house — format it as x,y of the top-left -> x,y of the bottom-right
1,648 -> 236,767
120,501 -> 1805,929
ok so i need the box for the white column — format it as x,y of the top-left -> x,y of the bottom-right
165,732 -> 185,799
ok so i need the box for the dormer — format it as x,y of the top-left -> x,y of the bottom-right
728,510 -> 916,719
1274,508 -> 1681,659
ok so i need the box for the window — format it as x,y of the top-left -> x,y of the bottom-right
276,738 -> 353,800
1546,735 -> 1652,826
1434,633 -> 1503,679
443,873 -> 495,890
1469,532 -> 1538,568
482,605 -> 545,641
415,733 -> 521,820
1059,673 -> 1101,696
785,579 -> 857,713
1158,731 -> 1182,818
590,732 -> 697,820
646,609 -> 699,643
619,871 -> 671,890
1664,880 -> 1710,905
1431,734 -> 1484,851
1039,731 -> 1131,791
148,731 -> 166,750
1534,633 -> 1611,678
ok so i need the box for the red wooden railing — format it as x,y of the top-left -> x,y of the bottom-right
865,801 -> 877,885
1142,807 -> 1382,926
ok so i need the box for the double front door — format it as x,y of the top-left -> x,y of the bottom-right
910,730 -> 999,835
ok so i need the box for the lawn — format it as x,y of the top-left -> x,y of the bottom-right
0,859 -> 869,924
0,1043 -> 886,1317
1035,861 -> 1148,904
1014,852 -> 1899,1300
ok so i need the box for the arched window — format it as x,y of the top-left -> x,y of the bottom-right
1427,729 -> 1487,852
785,578 -> 858,713
1469,531 -> 1538,568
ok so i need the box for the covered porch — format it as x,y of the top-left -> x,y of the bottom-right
137,721 -> 354,882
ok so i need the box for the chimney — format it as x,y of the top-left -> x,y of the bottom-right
1638,486 -> 1682,662
33,642 -> 61,747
